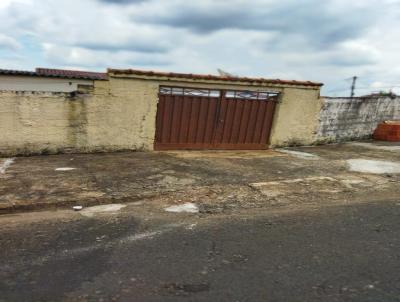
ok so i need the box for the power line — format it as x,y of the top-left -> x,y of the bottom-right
357,85 -> 400,89
327,86 -> 400,93
326,75 -> 400,93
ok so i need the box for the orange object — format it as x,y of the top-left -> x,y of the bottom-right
373,121 -> 400,141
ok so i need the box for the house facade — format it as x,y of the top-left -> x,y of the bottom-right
0,68 -> 107,92
0,68 -> 323,155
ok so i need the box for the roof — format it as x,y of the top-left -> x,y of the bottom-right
0,69 -> 37,77
0,68 -> 107,80
108,68 -> 323,87
35,68 -> 107,80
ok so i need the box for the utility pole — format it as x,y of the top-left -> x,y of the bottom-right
350,76 -> 357,98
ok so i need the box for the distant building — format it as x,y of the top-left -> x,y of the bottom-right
0,68 -> 107,92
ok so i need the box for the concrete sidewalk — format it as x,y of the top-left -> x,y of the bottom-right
1,141 -> 400,214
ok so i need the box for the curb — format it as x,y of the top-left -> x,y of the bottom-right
0,195 -> 158,215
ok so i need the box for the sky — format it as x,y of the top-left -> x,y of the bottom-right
0,0 -> 399,96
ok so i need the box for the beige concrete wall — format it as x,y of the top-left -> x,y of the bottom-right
85,77 -> 159,151
0,74 -> 321,156
0,79 -> 158,155
269,87 -> 322,146
0,91 -> 78,155
0,75 -> 93,92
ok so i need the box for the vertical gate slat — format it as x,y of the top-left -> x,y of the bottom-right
217,97 -> 227,143
196,97 -> 208,143
188,97 -> 200,143
237,100 -> 251,144
230,100 -> 243,144
245,100 -> 260,143
201,97 -> 210,144
185,97 -> 194,143
169,96 -> 180,143
243,100 -> 256,143
222,98 -> 236,143
252,101 -> 267,143
259,100 -> 277,144
176,96 -> 185,143
227,99 -> 239,143
161,95 -> 172,143
193,98 -> 202,143
168,95 -> 177,143
196,98 -> 203,143
178,96 -> 189,143
206,98 -> 218,144
213,97 -> 225,144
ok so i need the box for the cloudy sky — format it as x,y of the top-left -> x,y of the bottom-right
0,0 -> 399,95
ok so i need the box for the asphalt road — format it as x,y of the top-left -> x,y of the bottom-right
1,199 -> 400,302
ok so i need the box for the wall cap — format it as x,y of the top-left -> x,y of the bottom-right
108,68 -> 323,89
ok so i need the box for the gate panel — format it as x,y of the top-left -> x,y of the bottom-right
212,94 -> 278,149
155,92 -> 220,150
154,87 -> 278,150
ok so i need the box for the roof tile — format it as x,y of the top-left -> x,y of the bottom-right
108,68 -> 323,87
35,68 -> 107,80
0,68 -> 107,80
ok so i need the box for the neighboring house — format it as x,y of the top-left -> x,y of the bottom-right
0,68 -> 107,92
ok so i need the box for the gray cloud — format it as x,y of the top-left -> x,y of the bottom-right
98,0 -> 146,4
0,34 -> 20,50
76,41 -> 169,53
135,0 -> 374,49
42,43 -> 170,69
325,53 -> 377,67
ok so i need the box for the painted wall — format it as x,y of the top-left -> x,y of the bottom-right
0,74 -> 321,156
0,80 -> 158,155
317,96 -> 400,142
0,91 -> 81,155
0,75 -> 93,92
269,87 -> 322,146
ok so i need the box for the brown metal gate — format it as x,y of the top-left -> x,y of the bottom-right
154,87 -> 278,150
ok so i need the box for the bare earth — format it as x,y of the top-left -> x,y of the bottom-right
1,141 -> 400,301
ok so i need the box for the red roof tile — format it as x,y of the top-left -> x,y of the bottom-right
108,68 -> 323,87
36,68 -> 107,80
0,68 -> 107,80
0,69 -> 37,76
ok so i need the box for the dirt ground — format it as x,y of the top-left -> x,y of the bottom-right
1,141 -> 400,214
1,141 -> 400,301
